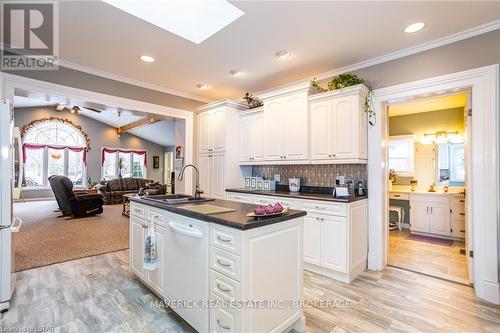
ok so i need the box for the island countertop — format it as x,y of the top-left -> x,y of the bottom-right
129,196 -> 307,230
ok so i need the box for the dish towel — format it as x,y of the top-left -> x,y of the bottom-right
144,223 -> 158,271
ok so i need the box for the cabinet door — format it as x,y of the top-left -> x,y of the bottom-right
252,114 -> 264,161
320,216 -> 347,273
430,204 -> 451,236
198,112 -> 212,154
303,215 -> 321,265
414,144 -> 436,186
263,98 -> 284,160
332,95 -> 357,159
310,100 -> 332,160
199,154 -> 211,197
147,224 -> 166,296
130,217 -> 146,279
451,217 -> 465,238
239,116 -> 252,162
211,154 -> 225,200
410,201 -> 430,233
211,108 -> 226,153
284,93 -> 308,160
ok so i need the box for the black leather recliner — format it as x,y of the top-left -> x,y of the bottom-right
49,175 -> 104,218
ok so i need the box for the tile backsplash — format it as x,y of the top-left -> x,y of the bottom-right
252,164 -> 367,187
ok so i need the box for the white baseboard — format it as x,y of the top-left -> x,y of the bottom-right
14,197 -> 55,203
478,280 -> 500,305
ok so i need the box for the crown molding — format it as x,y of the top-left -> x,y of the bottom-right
256,19 -> 500,96
196,98 -> 247,112
58,59 -> 212,103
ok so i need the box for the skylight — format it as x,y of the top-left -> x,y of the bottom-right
103,0 -> 244,44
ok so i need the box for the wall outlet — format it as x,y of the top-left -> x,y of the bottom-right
274,174 -> 281,182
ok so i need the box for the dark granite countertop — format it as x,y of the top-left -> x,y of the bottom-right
226,188 -> 367,203
129,196 -> 307,230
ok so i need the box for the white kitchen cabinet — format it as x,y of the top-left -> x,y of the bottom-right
225,191 -> 368,283
303,215 -> 321,265
199,153 -> 225,200
320,215 -> 347,273
196,100 -> 250,198
309,85 -> 368,163
263,91 -> 309,162
146,224 -> 166,295
198,107 -> 226,154
239,109 -> 264,163
130,216 -> 147,279
130,205 -> 167,297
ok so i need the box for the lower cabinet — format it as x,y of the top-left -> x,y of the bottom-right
226,191 -> 368,283
409,193 -> 464,239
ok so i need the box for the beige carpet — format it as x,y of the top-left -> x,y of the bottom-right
13,200 -> 129,272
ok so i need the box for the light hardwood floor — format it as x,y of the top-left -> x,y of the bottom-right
388,229 -> 468,284
1,250 -> 499,333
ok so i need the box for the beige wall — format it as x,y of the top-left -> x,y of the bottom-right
389,107 -> 465,138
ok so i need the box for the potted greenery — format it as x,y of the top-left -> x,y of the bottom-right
310,73 -> 375,125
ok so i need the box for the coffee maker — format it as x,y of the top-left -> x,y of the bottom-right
355,181 -> 364,196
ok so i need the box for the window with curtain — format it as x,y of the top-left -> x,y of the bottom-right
388,135 -> 415,176
101,148 -> 147,180
22,119 -> 88,187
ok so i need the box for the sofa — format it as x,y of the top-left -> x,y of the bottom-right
97,177 -> 166,205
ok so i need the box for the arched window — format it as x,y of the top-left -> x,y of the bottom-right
22,119 -> 89,187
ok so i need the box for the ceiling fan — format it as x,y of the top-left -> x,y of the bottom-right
55,103 -> 103,114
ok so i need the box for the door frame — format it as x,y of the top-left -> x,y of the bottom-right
367,65 -> 499,304
0,72 -> 195,194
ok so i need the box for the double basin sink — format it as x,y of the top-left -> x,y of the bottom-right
141,194 -> 214,205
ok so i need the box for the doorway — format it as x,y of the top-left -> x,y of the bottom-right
386,93 -> 470,284
367,65 -> 499,304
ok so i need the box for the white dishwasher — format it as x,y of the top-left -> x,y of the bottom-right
165,214 -> 209,332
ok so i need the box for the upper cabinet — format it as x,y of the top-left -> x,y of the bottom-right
239,108 -> 264,163
309,85 -> 368,164
198,107 -> 226,154
262,90 -> 309,162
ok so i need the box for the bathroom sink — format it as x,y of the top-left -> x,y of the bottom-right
141,194 -> 214,204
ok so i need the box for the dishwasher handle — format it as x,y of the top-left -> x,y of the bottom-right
168,221 -> 203,238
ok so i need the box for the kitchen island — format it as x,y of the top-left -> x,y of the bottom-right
129,196 -> 306,333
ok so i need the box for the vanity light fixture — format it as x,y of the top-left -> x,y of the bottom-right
196,84 -> 209,90
230,69 -> 244,77
421,131 -> 463,144
404,22 -> 425,33
140,55 -> 155,63
275,50 -> 291,60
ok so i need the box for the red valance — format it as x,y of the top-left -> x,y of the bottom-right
101,148 -> 147,167
23,143 -> 88,166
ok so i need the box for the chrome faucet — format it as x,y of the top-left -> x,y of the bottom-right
177,164 -> 204,199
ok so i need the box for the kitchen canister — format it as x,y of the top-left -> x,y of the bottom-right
288,177 -> 301,192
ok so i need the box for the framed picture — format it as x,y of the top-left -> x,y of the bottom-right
175,146 -> 183,159
153,156 -> 160,169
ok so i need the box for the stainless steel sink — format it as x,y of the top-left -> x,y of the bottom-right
141,194 -> 214,204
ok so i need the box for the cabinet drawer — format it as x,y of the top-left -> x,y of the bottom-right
210,293 -> 241,333
210,269 -> 241,301
148,207 -> 167,227
210,246 -> 241,282
450,196 -> 466,205
226,193 -> 253,204
210,224 -> 242,255
302,201 -> 346,216
130,203 -> 147,219
389,192 -> 409,200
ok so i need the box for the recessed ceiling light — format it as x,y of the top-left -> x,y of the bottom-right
196,84 -> 209,90
404,22 -> 425,33
275,50 -> 291,60
140,55 -> 155,63
230,69 -> 244,77
103,0 -> 244,44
